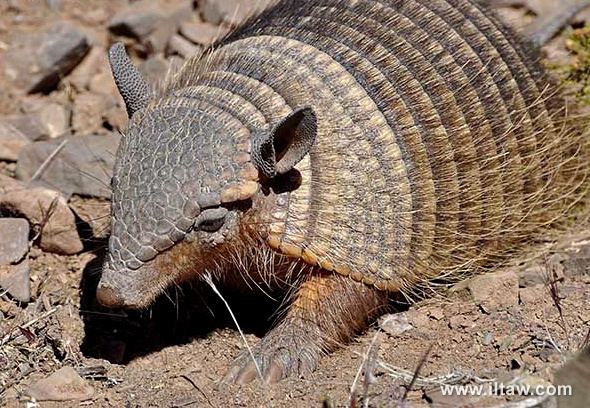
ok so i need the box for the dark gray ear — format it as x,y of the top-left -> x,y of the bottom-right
108,42 -> 152,118
252,107 -> 317,178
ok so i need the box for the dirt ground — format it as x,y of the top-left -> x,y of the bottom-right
0,1 -> 589,407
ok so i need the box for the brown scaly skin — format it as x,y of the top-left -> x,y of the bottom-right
99,0 -> 590,384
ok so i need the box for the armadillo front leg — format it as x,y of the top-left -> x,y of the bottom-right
224,271 -> 388,384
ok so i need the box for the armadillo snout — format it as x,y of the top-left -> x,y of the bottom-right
96,271 -> 145,309
97,257 -> 163,309
96,282 -> 126,308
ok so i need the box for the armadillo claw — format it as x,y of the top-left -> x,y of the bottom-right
229,362 -> 260,385
224,360 -> 283,385
264,362 -> 284,384
223,334 -> 319,384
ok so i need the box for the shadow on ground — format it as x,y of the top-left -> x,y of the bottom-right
78,251 -> 281,364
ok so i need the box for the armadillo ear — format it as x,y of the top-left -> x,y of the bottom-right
108,42 -> 152,118
252,107 -> 317,178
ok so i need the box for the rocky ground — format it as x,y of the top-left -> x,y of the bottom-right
0,0 -> 589,407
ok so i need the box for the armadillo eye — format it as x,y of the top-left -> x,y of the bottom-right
196,208 -> 228,232
200,217 -> 225,232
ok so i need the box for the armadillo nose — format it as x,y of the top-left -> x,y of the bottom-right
96,283 -> 125,308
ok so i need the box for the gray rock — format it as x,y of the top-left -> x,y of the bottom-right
67,46 -> 107,91
378,313 -> 412,336
0,186 -> 83,255
168,34 -> 200,59
0,121 -> 31,161
3,22 -> 90,93
4,114 -> 47,141
38,103 -> 70,139
15,132 -> 120,199
0,218 -> 29,265
3,100 -> 68,143
465,269 -> 519,312
179,20 -> 228,45
139,55 -> 170,85
555,346 -> 590,408
69,196 -> 111,239
81,8 -> 109,26
86,69 -> 127,131
109,1 -> 194,54
0,174 -> 23,195
27,366 -> 94,401
518,263 -> 548,288
71,93 -> 112,135
103,104 -> 128,133
108,5 -> 164,40
200,0 -> 262,26
0,260 -> 31,303
148,3 -> 193,54
200,0 -> 231,25
19,96 -> 49,114
561,242 -> 590,278
89,69 -> 120,97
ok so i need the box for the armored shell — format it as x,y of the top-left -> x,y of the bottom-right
160,0 -> 585,293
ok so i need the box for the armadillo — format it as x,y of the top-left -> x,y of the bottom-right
97,0 -> 589,383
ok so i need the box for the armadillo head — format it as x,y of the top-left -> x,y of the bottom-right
96,43 -> 316,308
